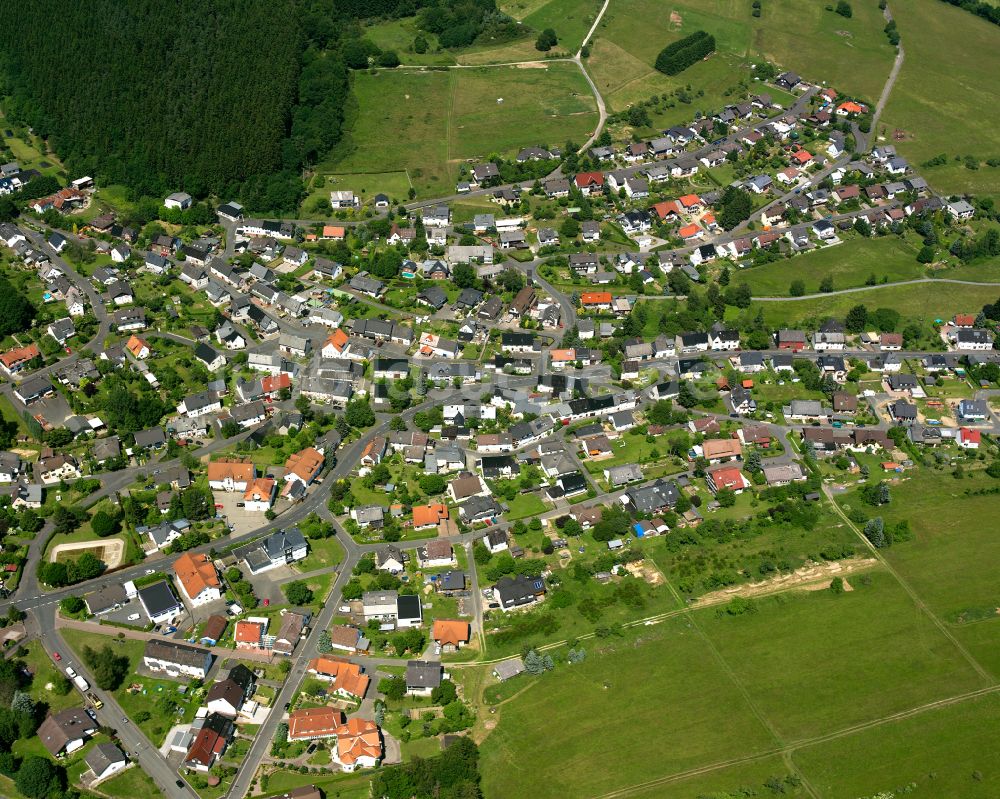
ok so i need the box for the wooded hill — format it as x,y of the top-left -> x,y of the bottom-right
0,0 -> 347,212
0,0 -> 517,213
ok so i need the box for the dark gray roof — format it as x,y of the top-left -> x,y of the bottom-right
138,580 -> 181,616
143,638 -> 211,668
85,742 -> 126,775
406,660 -> 442,689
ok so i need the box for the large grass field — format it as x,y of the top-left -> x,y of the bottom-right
836,469 -> 1000,680
747,280 -> 994,329
585,0 -> 895,117
478,616 -> 778,798
793,691 -> 1000,799
324,65 -> 597,197
695,571 -> 987,741
587,0 -> 753,115
883,0 -> 1000,198
477,564 -> 994,799
752,0 -> 896,101
520,0 -> 603,54
738,235 -> 927,296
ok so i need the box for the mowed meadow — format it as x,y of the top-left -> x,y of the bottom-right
883,0 -> 1000,198
475,564 -> 999,799
584,0 -> 895,120
323,64 -> 598,197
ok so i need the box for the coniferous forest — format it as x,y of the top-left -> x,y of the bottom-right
0,0 -> 350,212
0,0 -> 520,212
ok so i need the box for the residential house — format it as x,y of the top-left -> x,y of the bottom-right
174,552 -> 221,607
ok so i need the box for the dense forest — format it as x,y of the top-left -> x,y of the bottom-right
0,0 -> 349,212
0,0 -> 517,213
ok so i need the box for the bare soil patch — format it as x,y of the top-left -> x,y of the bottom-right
50,538 -> 125,569
691,557 -> 878,607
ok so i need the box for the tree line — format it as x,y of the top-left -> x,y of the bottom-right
654,30 -> 716,76
937,0 -> 1000,26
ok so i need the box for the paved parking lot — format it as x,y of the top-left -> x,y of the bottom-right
98,597 -> 150,628
246,565 -> 297,605
212,490 -> 274,536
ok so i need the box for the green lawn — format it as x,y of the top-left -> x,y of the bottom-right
100,766 -> 167,799
324,64 -> 597,197
20,640 -> 82,713
883,0 -> 1000,198
294,535 -> 345,572
504,492 -> 548,520
478,617 -> 778,798
749,280 -> 993,329
260,768 -> 373,799
60,628 -> 199,745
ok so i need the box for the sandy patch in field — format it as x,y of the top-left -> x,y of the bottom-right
49,538 -> 124,569
624,559 -> 664,586
691,557 -> 878,607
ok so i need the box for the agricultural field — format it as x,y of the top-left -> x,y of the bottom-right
793,691 -> 1000,799
587,0 -> 753,115
324,65 -> 597,197
478,616 -> 778,798
752,0 -> 896,101
585,0 -> 894,119
883,0 -> 1000,198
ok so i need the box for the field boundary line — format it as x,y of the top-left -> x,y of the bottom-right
822,484 -> 994,684
659,574 -> 789,749
588,683 -> 1000,799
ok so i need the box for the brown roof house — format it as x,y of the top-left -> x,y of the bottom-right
39,707 -> 98,756
700,438 -> 742,464
272,611 -> 308,656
